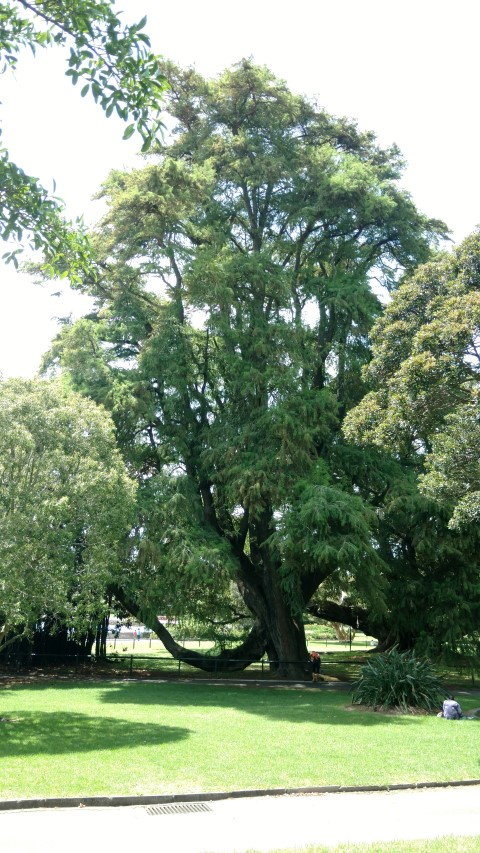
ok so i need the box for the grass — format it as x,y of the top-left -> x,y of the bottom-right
1,682 -> 480,800
248,839 -> 480,853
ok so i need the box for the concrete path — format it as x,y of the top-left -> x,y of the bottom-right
1,785 -> 480,852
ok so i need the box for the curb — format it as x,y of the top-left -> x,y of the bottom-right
1,779 -> 480,812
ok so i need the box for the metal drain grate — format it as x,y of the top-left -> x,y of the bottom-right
146,802 -> 212,816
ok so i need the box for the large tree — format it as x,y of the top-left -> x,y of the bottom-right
0,377 -> 136,649
0,0 -> 166,276
344,230 -> 480,655
44,61 -> 446,676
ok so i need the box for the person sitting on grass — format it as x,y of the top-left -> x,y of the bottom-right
439,695 -> 463,719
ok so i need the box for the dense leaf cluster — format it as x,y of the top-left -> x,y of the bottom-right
0,151 -> 91,280
0,0 -> 166,273
0,377 -> 136,647
343,231 -> 480,658
345,229 -> 480,528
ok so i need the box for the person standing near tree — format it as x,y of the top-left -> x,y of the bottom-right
311,651 -> 321,681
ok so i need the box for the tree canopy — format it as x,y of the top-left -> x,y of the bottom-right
344,230 -> 480,655
0,0 -> 166,277
0,377 -> 136,648
43,60 -> 448,675
344,229 -> 480,529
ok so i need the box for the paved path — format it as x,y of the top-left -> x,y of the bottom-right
1,785 -> 480,852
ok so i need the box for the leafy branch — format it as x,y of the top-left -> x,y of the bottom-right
0,1 -> 168,274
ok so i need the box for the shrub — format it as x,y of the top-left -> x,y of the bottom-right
351,647 -> 443,711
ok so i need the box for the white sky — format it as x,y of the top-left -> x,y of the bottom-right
1,0 -> 480,377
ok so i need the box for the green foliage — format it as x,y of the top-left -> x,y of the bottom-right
420,392 -> 480,528
342,230 -> 480,654
0,377 -> 136,644
352,648 -> 444,711
123,473 -> 242,628
275,479 -> 387,612
263,840 -> 480,853
0,0 -> 166,273
333,442 -> 480,655
344,229 -> 480,530
1,1 -> 165,145
0,150 -> 92,283
167,615 -> 250,650
42,60 -> 445,669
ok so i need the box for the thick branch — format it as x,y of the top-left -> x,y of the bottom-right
110,585 -> 267,672
151,617 -> 268,672
306,599 -> 388,644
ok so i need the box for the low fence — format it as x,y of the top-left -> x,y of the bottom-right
0,650 -> 362,681
1,650 -> 477,685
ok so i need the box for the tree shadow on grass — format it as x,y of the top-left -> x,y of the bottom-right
0,710 -> 189,757
96,681 -> 427,727
3,681 -> 453,727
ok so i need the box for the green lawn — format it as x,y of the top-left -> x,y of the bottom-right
0,682 -> 479,800
253,839 -> 480,853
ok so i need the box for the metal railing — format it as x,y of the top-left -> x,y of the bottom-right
1,647 -> 477,686
0,650 -> 362,680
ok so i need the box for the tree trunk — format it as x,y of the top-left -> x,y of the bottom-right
255,579 -> 310,679
95,614 -> 109,659
237,558 -> 311,679
236,509 -> 311,679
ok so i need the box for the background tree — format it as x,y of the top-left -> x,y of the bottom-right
0,377 -> 136,650
0,0 -> 166,277
344,229 -> 480,656
44,61 -> 446,676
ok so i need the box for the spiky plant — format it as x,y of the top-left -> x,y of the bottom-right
351,647 -> 443,712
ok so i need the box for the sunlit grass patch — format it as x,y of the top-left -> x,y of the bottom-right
0,682 -> 479,800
